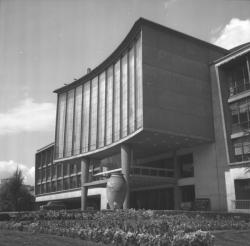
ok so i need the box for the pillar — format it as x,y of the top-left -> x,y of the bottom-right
173,152 -> 181,210
121,144 -> 131,209
81,158 -> 90,211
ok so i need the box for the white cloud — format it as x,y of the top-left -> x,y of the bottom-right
0,98 -> 56,135
163,0 -> 177,10
213,18 -> 250,49
0,160 -> 35,185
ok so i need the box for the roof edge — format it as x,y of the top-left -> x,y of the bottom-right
54,17 -> 228,94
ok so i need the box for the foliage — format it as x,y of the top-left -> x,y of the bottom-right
1,209 -> 242,245
0,169 -> 34,211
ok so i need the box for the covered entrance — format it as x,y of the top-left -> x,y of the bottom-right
130,187 -> 174,210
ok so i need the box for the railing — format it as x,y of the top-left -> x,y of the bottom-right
91,168 -> 122,181
130,166 -> 174,178
91,166 -> 174,181
229,82 -> 250,97
232,200 -> 250,209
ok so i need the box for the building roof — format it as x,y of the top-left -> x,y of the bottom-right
53,17 -> 228,94
36,142 -> 55,153
212,42 -> 250,66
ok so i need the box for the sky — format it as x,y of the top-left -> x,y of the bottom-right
0,0 -> 250,185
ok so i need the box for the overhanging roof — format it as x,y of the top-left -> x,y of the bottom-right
53,18 -> 228,94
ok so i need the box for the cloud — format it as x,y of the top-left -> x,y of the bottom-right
163,0 -> 177,10
0,98 -> 56,135
0,160 -> 35,185
212,18 -> 250,49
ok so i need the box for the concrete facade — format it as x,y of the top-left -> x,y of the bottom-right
35,18 -> 250,212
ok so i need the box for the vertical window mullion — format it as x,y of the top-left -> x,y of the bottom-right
134,40 -> 137,130
71,88 -> 76,156
96,75 -> 100,148
104,70 -> 108,145
80,84 -> 84,154
63,92 -> 68,158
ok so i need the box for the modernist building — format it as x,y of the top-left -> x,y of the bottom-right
35,18 -> 250,212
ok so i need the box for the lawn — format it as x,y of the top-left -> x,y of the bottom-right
214,230 -> 250,246
0,230 -> 105,246
2,229 -> 250,246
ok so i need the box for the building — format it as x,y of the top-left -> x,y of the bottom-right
35,18 -> 250,212
211,43 -> 250,212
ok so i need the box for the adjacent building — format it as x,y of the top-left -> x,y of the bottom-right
35,18 -> 250,212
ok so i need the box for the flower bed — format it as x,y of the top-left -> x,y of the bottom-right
1,209 -> 250,245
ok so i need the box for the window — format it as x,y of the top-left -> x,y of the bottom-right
106,66 -> 113,145
114,60 -> 121,141
90,77 -> 98,150
98,72 -> 106,147
57,164 -> 62,178
179,154 -> 194,178
128,47 -> 135,133
228,58 -> 250,96
65,89 -> 75,157
233,136 -> 250,162
82,81 -> 90,152
73,85 -> 83,155
55,93 -> 67,158
121,54 -> 128,138
181,185 -> 195,202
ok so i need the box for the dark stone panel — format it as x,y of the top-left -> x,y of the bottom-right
143,106 -> 214,141
143,64 -> 211,100
143,45 -> 210,82
142,26 -> 210,63
143,85 -> 212,118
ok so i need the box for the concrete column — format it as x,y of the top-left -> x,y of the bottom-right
81,158 -> 90,210
121,144 -> 131,209
173,152 -> 181,210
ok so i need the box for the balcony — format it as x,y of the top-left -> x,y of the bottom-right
87,166 -> 176,188
229,82 -> 250,98
232,200 -> 250,210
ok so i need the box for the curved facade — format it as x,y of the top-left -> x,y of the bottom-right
55,34 -> 142,159
36,18 -> 245,212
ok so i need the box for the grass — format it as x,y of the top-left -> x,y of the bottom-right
0,230 -> 106,246
214,230 -> 250,246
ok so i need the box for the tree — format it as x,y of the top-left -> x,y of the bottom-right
0,168 -> 34,211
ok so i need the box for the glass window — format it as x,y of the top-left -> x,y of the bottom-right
129,47 -> 135,133
181,185 -> 195,202
65,89 -> 75,157
90,77 -> 98,150
77,175 -> 81,187
106,66 -> 113,145
52,181 -> 56,192
73,85 -> 83,155
57,163 -> 62,178
98,72 -> 106,147
114,60 -> 121,141
82,81 -> 90,152
55,93 -> 67,158
179,154 -> 194,178
135,35 -> 143,128
121,54 -> 128,137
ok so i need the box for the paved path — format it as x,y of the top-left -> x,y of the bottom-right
215,230 -> 250,246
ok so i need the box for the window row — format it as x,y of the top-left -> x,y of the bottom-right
233,136 -> 250,162
230,97 -> 250,133
55,34 -> 142,159
36,175 -> 82,195
36,162 -> 81,183
36,147 -> 54,168
228,57 -> 250,97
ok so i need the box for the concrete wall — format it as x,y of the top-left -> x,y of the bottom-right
177,143 -> 227,211
36,188 -> 108,210
142,25 -> 226,141
225,167 -> 250,212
